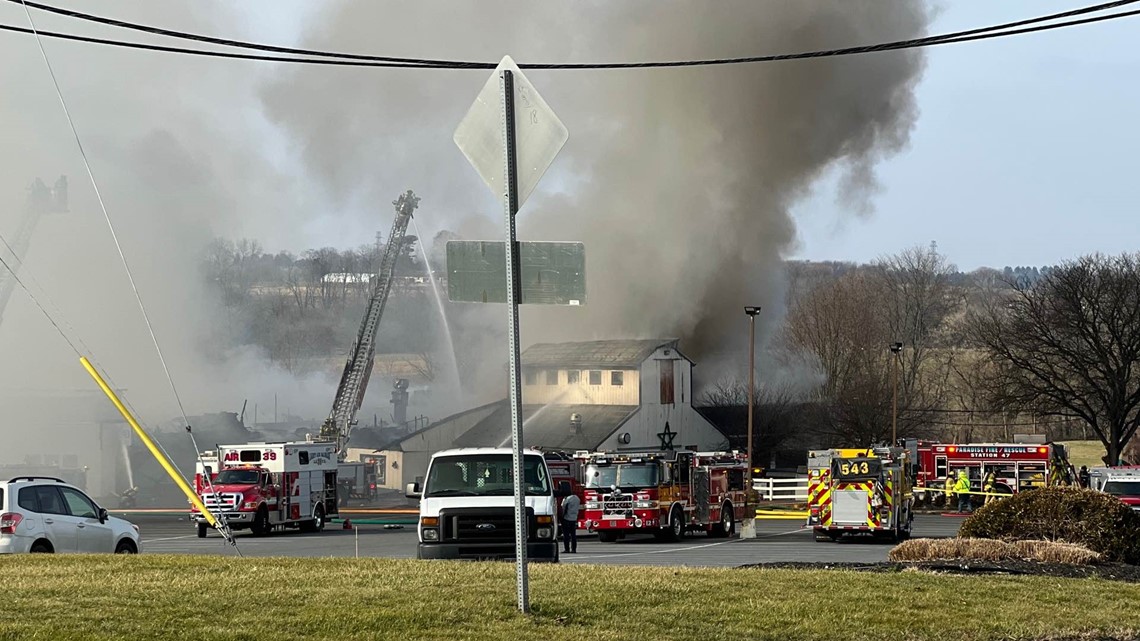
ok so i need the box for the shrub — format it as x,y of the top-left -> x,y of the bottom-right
958,487 -> 1140,564
888,538 -> 1102,565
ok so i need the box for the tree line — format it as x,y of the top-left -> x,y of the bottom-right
707,248 -> 1140,466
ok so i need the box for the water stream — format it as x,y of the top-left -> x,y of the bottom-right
412,219 -> 463,405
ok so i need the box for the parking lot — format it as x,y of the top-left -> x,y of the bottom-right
128,512 -> 962,566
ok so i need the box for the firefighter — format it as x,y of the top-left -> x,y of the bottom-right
1078,465 -> 1091,489
954,470 -> 972,513
982,471 -> 996,505
943,474 -> 955,509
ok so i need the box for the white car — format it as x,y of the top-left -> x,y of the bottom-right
0,476 -> 141,554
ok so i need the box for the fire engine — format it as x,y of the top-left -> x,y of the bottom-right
191,441 -> 339,538
1088,466 -> 1140,512
579,450 -> 748,542
542,451 -> 585,512
903,440 -> 1073,506
807,447 -> 914,542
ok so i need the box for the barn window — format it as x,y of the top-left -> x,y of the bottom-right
589,370 -> 602,385
524,370 -> 537,385
611,371 -> 624,386
545,369 -> 559,385
567,370 -> 581,384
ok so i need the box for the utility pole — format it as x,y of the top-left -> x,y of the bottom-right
743,306 -> 761,538
890,342 -> 903,445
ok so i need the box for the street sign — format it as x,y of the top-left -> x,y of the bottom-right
446,240 -> 585,305
453,54 -> 571,615
454,55 -> 568,210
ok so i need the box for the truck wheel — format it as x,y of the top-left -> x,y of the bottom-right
301,505 -> 326,533
597,531 -> 618,543
665,506 -> 685,542
711,502 -> 733,538
197,523 -> 208,539
252,506 -> 270,537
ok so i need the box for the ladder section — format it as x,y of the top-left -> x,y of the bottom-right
0,177 -> 67,326
319,190 -> 419,456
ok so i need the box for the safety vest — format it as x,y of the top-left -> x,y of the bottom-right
954,475 -> 971,494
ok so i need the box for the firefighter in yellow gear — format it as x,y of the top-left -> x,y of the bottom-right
982,471 -> 997,505
944,475 -> 955,508
954,470 -> 973,513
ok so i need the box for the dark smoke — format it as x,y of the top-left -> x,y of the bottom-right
261,1 -> 931,384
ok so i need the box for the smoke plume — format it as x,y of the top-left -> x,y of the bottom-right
0,1 -> 930,479
260,0 -> 931,379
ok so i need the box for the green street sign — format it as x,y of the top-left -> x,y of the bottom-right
446,241 -> 585,305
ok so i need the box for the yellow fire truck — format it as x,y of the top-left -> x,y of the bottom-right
806,447 -> 914,543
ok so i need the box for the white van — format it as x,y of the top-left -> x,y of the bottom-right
406,447 -> 562,561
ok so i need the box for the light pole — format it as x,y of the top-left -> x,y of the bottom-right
744,306 -> 761,535
890,342 -> 903,445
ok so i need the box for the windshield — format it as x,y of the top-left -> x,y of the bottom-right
214,469 -> 260,485
424,454 -> 550,497
1102,480 -> 1140,496
585,463 -> 659,489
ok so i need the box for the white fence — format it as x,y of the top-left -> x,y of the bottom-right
752,476 -> 808,502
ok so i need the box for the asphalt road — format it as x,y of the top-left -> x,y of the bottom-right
123,513 -> 963,566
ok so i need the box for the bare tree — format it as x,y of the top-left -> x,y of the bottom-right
697,380 -> 803,461
969,254 -> 1140,465
871,245 -> 959,404
784,270 -> 887,398
404,351 -> 437,383
782,247 -> 959,445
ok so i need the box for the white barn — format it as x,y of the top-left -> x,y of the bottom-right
368,339 -> 729,490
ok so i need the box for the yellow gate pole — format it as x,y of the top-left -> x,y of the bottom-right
80,356 -> 217,527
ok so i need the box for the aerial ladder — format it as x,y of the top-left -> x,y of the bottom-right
0,177 -> 68,327
318,190 -> 419,460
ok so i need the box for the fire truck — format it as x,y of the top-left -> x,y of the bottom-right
903,440 -> 1073,506
807,447 -> 914,542
191,441 -> 339,538
1088,466 -> 1140,512
542,451 -> 585,512
579,450 -> 748,542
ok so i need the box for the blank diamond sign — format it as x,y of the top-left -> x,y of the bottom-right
454,55 -> 568,210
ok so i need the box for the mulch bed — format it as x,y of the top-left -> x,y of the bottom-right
737,560 -> 1140,582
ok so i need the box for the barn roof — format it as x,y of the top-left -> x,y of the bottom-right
521,339 -> 680,369
454,402 -> 639,451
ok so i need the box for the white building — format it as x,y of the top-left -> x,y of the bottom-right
368,339 -> 729,490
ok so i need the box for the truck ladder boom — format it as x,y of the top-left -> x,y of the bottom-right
0,178 -> 66,326
319,190 -> 419,456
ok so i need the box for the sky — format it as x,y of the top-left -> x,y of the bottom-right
790,1 -> 1140,271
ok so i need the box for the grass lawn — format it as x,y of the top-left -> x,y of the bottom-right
2,556 -> 1140,641
1060,440 -> 1108,469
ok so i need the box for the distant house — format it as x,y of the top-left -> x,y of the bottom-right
320,272 -> 373,284
369,339 -> 730,490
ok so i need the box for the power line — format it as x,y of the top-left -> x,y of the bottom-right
1,0 -> 1138,70
9,0 -> 1136,68
17,0 -> 242,553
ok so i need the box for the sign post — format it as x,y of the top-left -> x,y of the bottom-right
454,55 -> 568,614
500,67 -> 529,611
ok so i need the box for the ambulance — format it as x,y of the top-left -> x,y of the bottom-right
191,441 -> 339,538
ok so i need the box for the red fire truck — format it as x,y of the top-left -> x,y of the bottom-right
579,450 -> 748,542
905,440 -> 1074,506
542,450 -> 585,511
191,441 -> 340,538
